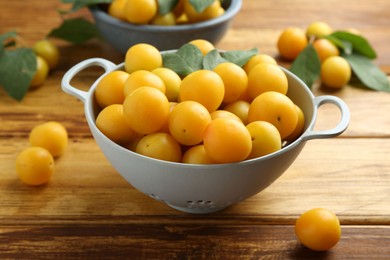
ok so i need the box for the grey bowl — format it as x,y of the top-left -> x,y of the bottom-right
89,0 -> 242,53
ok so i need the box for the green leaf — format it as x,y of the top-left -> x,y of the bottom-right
289,44 -> 321,89
325,34 -> 352,55
162,44 -> 203,76
163,45 -> 259,77
157,0 -> 179,15
61,0 -> 112,11
330,31 -> 377,59
0,31 -> 16,43
343,53 -> 390,92
60,0 -> 77,4
0,48 -> 36,101
220,48 -> 258,67
177,44 -> 203,71
48,17 -> 101,44
203,49 -> 228,70
189,0 -> 215,13
0,31 -> 17,56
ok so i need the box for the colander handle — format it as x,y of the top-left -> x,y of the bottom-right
301,95 -> 350,141
61,58 -> 117,103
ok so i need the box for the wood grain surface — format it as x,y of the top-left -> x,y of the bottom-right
1,0 -> 390,258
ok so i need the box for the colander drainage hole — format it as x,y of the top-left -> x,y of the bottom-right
186,200 -> 214,208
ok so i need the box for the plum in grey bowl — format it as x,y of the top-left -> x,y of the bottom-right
89,0 -> 242,53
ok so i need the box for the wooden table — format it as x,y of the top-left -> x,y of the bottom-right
1,0 -> 390,258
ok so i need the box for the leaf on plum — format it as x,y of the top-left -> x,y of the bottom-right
289,44 -> 321,89
162,44 -> 203,76
48,17 -> 101,44
189,0 -> 215,13
0,31 -> 17,56
220,48 -> 258,67
330,31 -> 377,59
0,48 -> 36,101
157,0 -> 179,15
203,49 -> 228,70
325,34 -> 353,55
343,53 -> 390,92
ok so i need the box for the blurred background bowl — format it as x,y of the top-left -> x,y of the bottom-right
89,0 -> 242,53
62,54 -> 349,214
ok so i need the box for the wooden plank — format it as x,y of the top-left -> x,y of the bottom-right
0,225 -> 389,259
1,137 -> 389,224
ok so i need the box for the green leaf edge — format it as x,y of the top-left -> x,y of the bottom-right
0,47 -> 37,101
289,44 -> 321,89
329,31 -> 377,59
343,53 -> 390,92
162,44 -> 258,77
47,17 -> 101,44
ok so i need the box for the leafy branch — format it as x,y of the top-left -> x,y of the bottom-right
289,31 -> 390,92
